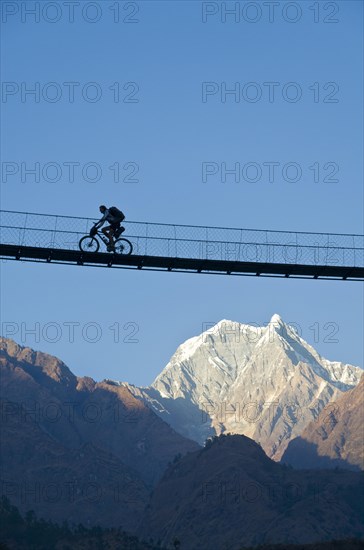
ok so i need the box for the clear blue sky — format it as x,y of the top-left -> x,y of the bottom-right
1,1 -> 363,385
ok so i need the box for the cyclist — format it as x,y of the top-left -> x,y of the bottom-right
95,205 -> 125,251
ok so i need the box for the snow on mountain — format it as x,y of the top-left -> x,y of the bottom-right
123,314 -> 362,460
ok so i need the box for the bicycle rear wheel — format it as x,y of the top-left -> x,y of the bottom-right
114,238 -> 133,255
79,236 -> 100,253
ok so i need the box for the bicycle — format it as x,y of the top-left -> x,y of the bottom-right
79,224 -> 133,255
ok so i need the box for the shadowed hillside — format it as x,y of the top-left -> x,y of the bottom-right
0,338 -> 199,528
142,434 -> 364,550
0,496 -> 165,550
0,496 -> 363,550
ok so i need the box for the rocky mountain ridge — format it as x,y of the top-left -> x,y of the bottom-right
0,337 -> 199,527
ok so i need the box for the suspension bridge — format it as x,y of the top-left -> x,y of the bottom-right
0,210 -> 363,280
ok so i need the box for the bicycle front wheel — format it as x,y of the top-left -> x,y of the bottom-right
79,236 -> 100,253
114,238 -> 133,255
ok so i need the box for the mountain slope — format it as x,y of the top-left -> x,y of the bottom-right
0,338 -> 199,526
0,404 -> 148,529
142,434 -> 364,550
282,373 -> 364,470
124,315 -> 362,460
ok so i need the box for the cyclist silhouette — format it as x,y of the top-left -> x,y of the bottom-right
95,205 -> 125,251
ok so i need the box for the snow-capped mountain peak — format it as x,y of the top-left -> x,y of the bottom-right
269,312 -> 284,325
125,315 -> 362,460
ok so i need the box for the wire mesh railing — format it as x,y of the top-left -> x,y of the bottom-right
0,210 -> 363,268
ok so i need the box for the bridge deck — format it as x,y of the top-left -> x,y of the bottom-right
1,211 -> 363,280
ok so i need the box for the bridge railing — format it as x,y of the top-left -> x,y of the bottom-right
0,210 -> 363,268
